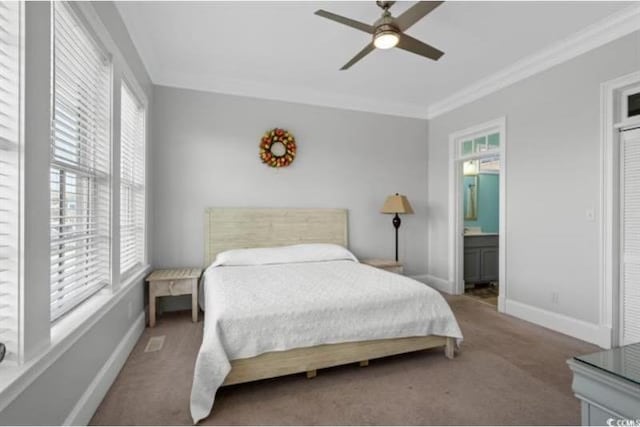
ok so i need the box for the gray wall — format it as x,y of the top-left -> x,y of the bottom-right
90,1 -> 153,97
0,286 -> 144,425
0,2 -> 153,424
427,31 -> 640,325
151,86 -> 429,276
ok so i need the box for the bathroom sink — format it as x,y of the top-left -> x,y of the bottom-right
464,227 -> 498,236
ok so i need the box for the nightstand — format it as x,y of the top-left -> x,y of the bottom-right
146,268 -> 202,327
361,258 -> 404,274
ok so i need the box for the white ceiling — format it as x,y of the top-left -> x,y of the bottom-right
115,1 -> 632,118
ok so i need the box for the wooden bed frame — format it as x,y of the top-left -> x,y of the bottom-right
204,208 -> 455,387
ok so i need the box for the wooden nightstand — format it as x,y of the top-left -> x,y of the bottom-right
361,258 -> 404,274
146,268 -> 202,327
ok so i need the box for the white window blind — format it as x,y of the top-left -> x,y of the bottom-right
621,127 -> 640,345
119,83 -> 145,276
50,2 -> 111,322
0,0 -> 21,363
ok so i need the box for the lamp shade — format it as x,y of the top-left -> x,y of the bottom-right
381,193 -> 414,214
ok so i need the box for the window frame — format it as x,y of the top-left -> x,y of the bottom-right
49,0 -> 114,323
0,0 -> 25,365
119,79 -> 147,280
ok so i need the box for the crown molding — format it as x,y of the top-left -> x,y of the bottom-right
426,3 -> 640,120
154,68 -> 430,120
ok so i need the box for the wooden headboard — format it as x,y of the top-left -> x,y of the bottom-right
204,208 -> 348,267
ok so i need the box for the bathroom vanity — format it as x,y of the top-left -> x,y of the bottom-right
464,234 -> 499,285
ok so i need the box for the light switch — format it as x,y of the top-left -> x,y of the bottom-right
586,208 -> 595,222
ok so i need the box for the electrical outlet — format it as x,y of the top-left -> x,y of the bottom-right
551,292 -> 559,304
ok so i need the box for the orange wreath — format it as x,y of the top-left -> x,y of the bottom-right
259,128 -> 296,168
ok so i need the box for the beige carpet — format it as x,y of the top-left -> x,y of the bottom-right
90,295 -> 598,425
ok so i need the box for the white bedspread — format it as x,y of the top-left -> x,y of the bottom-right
190,260 -> 463,423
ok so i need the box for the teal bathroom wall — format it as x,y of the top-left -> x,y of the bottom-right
463,173 -> 499,233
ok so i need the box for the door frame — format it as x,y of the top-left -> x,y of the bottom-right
448,117 -> 507,312
601,71 -> 640,348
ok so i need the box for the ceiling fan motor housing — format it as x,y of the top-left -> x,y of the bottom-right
373,12 -> 400,47
374,12 -> 399,33
375,23 -> 399,36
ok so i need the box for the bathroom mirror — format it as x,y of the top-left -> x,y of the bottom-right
464,175 -> 478,221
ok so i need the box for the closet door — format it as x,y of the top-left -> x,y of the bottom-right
621,127 -> 640,345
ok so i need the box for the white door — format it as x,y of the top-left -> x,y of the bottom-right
621,127 -> 640,345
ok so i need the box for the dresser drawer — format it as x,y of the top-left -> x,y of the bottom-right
150,278 -> 194,297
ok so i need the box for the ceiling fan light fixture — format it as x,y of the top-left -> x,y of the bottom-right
374,30 -> 399,49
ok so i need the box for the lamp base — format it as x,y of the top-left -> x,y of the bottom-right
392,213 -> 401,262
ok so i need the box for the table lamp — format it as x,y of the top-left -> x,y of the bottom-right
381,193 -> 414,261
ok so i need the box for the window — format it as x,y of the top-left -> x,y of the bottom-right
119,83 -> 145,276
623,86 -> 640,121
0,0 -> 21,363
461,132 -> 500,156
50,2 -> 111,322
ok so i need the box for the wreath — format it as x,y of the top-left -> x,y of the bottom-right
260,128 -> 296,168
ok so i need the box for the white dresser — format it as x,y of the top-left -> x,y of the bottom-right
568,343 -> 640,425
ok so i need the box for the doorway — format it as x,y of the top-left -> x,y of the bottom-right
449,117 -> 506,312
462,156 -> 500,306
619,126 -> 640,345
601,71 -> 640,349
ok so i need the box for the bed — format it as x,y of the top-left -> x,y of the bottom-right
190,208 -> 463,423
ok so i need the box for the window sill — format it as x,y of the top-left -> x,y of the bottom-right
120,263 -> 147,285
51,264 -> 149,343
0,265 -> 150,413
50,288 -> 113,345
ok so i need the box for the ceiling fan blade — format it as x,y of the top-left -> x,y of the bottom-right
315,10 -> 374,34
396,33 -> 444,61
340,43 -> 375,70
395,1 -> 444,31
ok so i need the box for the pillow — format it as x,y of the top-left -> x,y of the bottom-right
211,243 -> 358,267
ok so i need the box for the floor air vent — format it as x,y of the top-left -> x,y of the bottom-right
144,336 -> 165,353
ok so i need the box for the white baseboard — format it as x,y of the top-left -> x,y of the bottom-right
63,312 -> 145,426
504,299 -> 611,348
411,274 -> 455,294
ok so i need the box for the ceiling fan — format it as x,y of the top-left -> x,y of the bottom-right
315,1 -> 444,70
